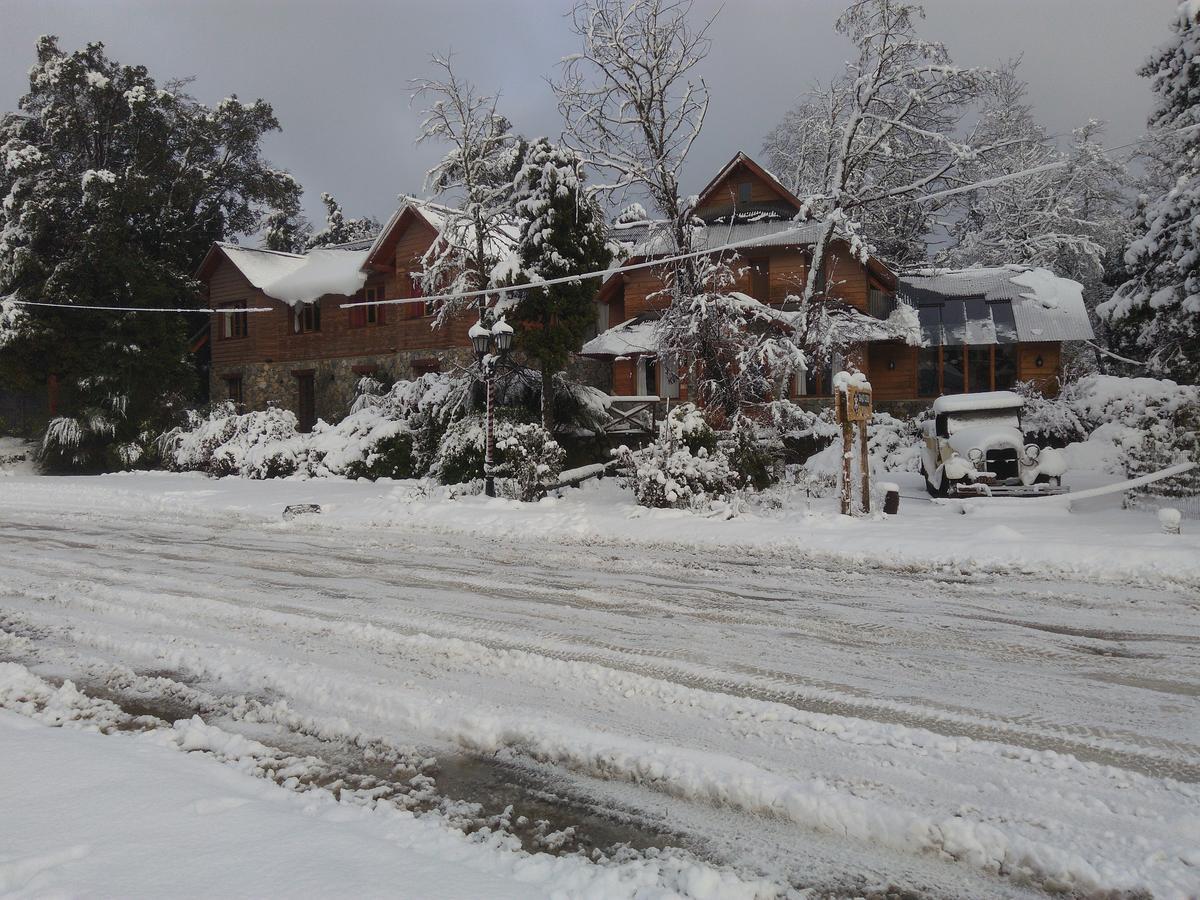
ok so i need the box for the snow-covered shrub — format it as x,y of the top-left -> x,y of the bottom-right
209,408 -> 306,479
495,422 -> 566,501
664,403 -> 718,456
1019,374 -> 1200,497
724,415 -> 781,490
159,403 -> 305,478
432,416 -> 488,485
615,439 -> 740,510
614,406 -> 740,510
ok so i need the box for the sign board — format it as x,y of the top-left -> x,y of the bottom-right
846,384 -> 873,422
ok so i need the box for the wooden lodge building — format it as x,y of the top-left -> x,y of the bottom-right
198,152 -> 1094,430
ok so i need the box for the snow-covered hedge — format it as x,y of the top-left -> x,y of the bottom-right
432,416 -> 565,499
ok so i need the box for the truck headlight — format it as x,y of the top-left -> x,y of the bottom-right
968,448 -> 984,464
1023,444 -> 1040,464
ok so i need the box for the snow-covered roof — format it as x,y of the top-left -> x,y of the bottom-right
211,243 -> 370,307
213,244 -> 306,290
580,315 -> 659,357
898,266 -> 1094,345
630,220 -> 830,258
258,248 -> 370,306
932,391 -> 1024,415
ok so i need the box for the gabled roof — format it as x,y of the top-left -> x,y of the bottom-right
693,151 -> 804,216
196,243 -> 305,289
363,197 -> 445,270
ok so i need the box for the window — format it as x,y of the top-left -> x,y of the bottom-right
968,345 -> 992,392
737,181 -> 752,204
350,287 -> 386,327
412,359 -> 440,378
294,302 -> 320,334
994,344 -> 1017,390
220,302 -> 247,339
224,374 -> 243,407
917,347 -> 939,397
942,346 -> 965,394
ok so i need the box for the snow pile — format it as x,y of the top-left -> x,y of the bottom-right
215,243 -> 370,308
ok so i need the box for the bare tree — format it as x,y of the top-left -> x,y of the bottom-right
775,0 -> 995,298
412,55 -> 523,328
555,0 -> 713,301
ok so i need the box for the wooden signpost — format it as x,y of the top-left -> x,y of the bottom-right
836,379 -> 873,516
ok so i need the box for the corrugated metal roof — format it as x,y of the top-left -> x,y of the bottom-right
898,266 -> 1094,345
630,220 -> 830,257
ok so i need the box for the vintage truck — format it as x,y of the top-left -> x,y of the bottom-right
919,391 -> 1069,497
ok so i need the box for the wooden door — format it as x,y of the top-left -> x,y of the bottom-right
295,371 -> 315,432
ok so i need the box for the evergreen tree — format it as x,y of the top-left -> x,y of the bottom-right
0,37 -> 301,469
503,138 -> 612,431
304,192 -> 379,249
1099,2 -> 1200,383
262,197 -> 310,253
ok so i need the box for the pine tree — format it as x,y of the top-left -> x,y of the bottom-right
305,192 -> 379,249
0,36 -> 301,469
503,138 -> 612,431
1099,2 -> 1200,383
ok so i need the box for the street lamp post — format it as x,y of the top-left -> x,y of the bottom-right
469,316 -> 514,498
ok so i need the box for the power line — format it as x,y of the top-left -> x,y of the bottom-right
5,299 -> 275,313
7,121 -> 1194,316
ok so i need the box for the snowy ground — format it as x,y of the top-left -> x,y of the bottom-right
1,470 -> 1198,897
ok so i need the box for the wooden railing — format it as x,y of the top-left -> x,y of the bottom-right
603,395 -> 662,435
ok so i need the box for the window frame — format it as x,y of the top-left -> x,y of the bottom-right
294,302 -> 321,334
219,301 -> 248,340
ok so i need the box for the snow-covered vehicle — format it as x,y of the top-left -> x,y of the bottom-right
918,391 -> 1068,497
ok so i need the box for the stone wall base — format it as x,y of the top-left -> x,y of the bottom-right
210,349 -> 611,426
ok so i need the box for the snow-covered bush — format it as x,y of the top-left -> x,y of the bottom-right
615,439 -> 740,510
1021,374 -> 1200,497
664,404 -> 717,456
160,404 -> 306,479
209,408 -> 306,479
432,416 -> 564,500
495,422 -> 566,501
724,415 -> 781,490
614,406 -> 740,510
432,416 -> 488,486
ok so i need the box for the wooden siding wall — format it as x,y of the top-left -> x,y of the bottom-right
209,217 -> 472,373
864,341 -> 1064,401
694,162 -> 787,219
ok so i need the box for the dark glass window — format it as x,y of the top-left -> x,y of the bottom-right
917,304 -> 942,346
990,300 -> 1018,343
295,302 -> 320,334
918,347 -> 939,397
994,344 -> 1018,390
943,346 -> 965,394
942,300 -> 967,345
738,182 -> 752,203
968,345 -> 992,393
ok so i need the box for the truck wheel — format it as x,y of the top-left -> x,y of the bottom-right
921,464 -> 946,497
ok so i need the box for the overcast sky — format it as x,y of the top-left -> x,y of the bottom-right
0,0 -> 1174,230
